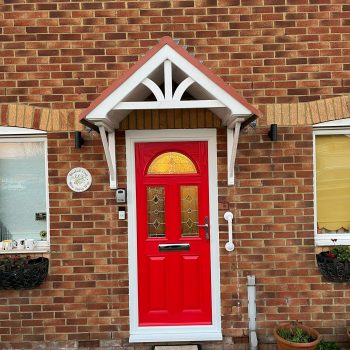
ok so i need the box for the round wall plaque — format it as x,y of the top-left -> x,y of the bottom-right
66,167 -> 92,192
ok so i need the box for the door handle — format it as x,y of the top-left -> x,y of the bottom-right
159,243 -> 190,252
197,216 -> 209,240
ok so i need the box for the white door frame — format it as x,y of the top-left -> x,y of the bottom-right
125,128 -> 222,343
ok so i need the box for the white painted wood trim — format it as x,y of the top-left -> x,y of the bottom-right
98,126 -> 117,189
126,129 -> 222,343
86,45 -> 252,121
162,46 -> 252,116
108,130 -> 117,189
313,127 -> 350,246
87,47 -> 169,118
44,136 -> 50,248
227,128 -> 234,186
173,77 -> 194,101
114,100 -> 225,110
142,78 -> 165,101
227,119 -> 243,186
164,59 -> 173,100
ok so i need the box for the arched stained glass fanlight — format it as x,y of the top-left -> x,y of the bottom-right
147,152 -> 197,175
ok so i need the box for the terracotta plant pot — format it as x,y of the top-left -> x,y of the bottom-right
273,323 -> 321,350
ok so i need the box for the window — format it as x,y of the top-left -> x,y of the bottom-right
314,119 -> 350,246
147,152 -> 197,174
0,127 -> 49,252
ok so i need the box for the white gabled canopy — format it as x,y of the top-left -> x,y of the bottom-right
79,37 -> 261,188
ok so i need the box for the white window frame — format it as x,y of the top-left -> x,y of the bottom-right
0,126 -> 50,253
313,119 -> 350,246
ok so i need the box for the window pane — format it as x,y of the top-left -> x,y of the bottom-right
316,135 -> 350,233
147,186 -> 165,238
147,152 -> 197,175
181,186 -> 199,237
0,142 -> 47,241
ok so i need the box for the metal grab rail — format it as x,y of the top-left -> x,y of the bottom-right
224,211 -> 235,252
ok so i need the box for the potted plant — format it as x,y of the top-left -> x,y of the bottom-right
0,255 -> 49,289
316,340 -> 340,350
273,322 -> 321,350
316,246 -> 350,282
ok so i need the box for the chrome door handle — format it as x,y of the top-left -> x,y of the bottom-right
197,216 -> 209,240
159,243 -> 190,252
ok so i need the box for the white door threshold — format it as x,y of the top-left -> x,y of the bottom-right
129,326 -> 222,343
153,346 -> 200,350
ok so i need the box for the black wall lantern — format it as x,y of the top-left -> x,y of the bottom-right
74,131 -> 84,148
268,124 -> 278,141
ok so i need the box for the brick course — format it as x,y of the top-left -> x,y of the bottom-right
1,1 -> 350,108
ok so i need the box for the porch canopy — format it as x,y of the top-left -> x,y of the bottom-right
79,36 -> 262,188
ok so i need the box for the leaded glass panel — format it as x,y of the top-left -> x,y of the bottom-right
181,186 -> 199,237
147,186 -> 165,238
147,152 -> 197,175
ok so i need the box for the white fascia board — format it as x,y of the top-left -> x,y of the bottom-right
92,118 -> 116,132
0,126 -> 46,135
85,47 -> 169,120
163,46 -> 253,116
114,100 -> 225,110
313,118 -> 350,128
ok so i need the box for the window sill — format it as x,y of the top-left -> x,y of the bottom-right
315,234 -> 350,246
0,248 -> 49,254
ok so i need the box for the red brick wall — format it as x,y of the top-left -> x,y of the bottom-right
2,126 -> 348,349
0,131 -> 127,349
0,1 -> 349,109
221,125 -> 349,346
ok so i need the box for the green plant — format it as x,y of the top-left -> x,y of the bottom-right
277,327 -> 316,343
329,246 -> 350,262
0,255 -> 31,272
316,340 -> 340,350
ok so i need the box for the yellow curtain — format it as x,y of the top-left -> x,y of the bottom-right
316,135 -> 350,232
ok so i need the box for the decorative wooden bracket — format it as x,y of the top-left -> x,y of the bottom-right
113,59 -> 226,111
227,118 -> 245,186
97,124 -> 117,189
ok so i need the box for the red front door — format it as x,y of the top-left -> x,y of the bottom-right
135,141 -> 212,326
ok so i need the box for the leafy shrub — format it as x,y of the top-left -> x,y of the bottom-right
0,255 -> 31,272
277,327 -> 316,343
316,340 -> 340,350
329,246 -> 350,262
